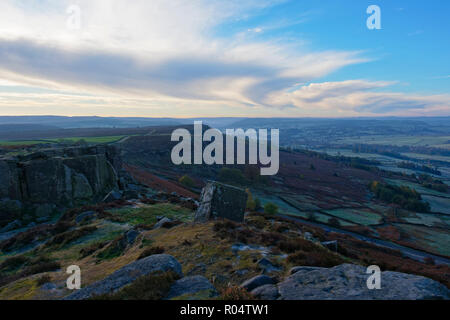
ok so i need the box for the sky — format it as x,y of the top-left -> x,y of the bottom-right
0,0 -> 448,118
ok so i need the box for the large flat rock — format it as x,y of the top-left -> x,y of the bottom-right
277,264 -> 449,300
65,254 -> 183,300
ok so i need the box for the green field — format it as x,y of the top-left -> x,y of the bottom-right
0,140 -> 49,146
107,203 -> 193,226
0,135 -> 127,146
422,195 -> 450,215
336,135 -> 450,149
394,223 -> 450,257
399,211 -> 450,228
253,192 -> 302,216
324,208 -> 383,226
401,152 -> 450,163
253,192 -> 357,226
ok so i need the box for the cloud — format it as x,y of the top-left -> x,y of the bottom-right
0,0 -> 366,107
266,80 -> 450,116
0,0 -> 448,117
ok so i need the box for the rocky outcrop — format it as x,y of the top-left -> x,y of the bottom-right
247,264 -> 449,300
153,217 -> 173,229
0,145 -> 123,227
65,254 -> 218,300
241,275 -> 275,291
251,284 -> 280,300
65,254 -> 183,300
166,276 -> 218,300
194,182 -> 247,223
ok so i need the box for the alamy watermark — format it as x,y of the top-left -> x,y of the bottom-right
367,5 -> 381,30
170,121 -> 279,176
66,265 -> 81,290
66,4 -> 82,31
366,265 -> 381,289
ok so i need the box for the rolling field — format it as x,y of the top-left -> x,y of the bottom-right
336,135 -> 450,149
399,212 -> 450,228
394,223 -> 450,257
0,135 -> 128,146
0,140 -> 49,146
323,208 -> 383,226
422,195 -> 450,215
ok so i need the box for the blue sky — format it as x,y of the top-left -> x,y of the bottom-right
215,0 -> 450,94
0,0 -> 448,117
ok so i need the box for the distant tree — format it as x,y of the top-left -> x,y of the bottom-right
245,189 -> 256,211
264,202 -> 278,215
369,180 -> 430,212
310,164 -> 315,170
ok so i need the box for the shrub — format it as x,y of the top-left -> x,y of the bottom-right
213,220 -> 238,232
245,189 -> 256,211
53,221 -> 75,234
0,255 -> 59,287
96,236 -> 126,261
328,217 -> 341,227
0,256 -> 29,273
219,286 -> 255,300
179,175 -> 195,188
273,223 -> 290,233
278,238 -> 317,253
160,219 -> 182,229
247,215 -> 268,229
287,250 -> 344,268
79,241 -> 108,258
0,224 -> 55,252
264,203 -> 278,215
36,275 -> 52,286
46,226 -> 97,249
23,261 -> 61,276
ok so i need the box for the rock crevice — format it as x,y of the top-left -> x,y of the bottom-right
0,145 -> 124,227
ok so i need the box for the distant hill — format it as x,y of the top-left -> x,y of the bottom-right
0,116 -> 186,129
0,124 -> 60,133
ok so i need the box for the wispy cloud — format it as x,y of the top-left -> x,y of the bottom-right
266,80 -> 450,116
0,0 -> 448,117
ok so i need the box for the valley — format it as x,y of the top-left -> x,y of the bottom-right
0,118 -> 449,300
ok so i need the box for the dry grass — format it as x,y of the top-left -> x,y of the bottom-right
219,286 -> 255,300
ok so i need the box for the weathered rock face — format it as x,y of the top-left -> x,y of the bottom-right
0,145 -> 121,227
241,275 -> 275,292
166,276 -> 218,300
194,182 -> 247,223
268,264 -> 449,300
